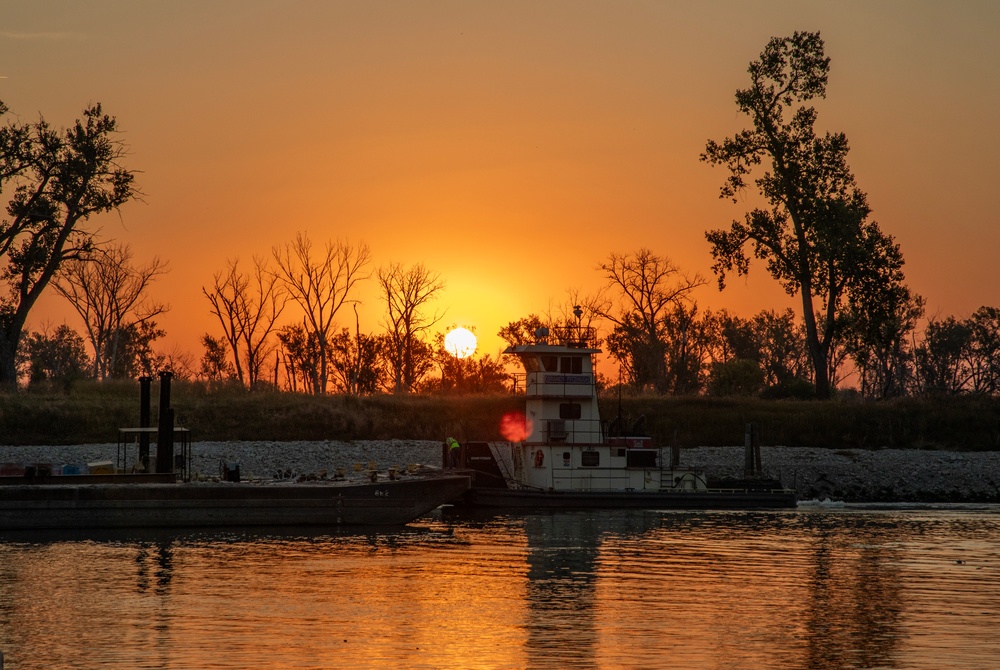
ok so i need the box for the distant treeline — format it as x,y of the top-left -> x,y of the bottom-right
1,381 -> 997,451
6,35 -> 1000,404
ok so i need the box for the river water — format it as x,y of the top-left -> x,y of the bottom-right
0,505 -> 998,669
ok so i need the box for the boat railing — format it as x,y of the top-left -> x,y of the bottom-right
702,486 -> 797,494
549,325 -> 596,348
542,417 -> 604,444
510,372 -> 525,394
525,373 -> 597,398
117,427 -> 192,481
552,471 -> 639,490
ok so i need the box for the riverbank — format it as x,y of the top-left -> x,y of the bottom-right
4,385 -> 1000,451
3,441 -> 999,503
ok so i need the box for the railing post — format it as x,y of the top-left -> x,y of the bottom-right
139,376 -> 152,471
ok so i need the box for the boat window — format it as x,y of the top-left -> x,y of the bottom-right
541,355 -> 558,371
559,356 -> 583,374
581,451 -> 600,467
559,403 -> 582,420
627,450 -> 658,468
548,420 -> 568,442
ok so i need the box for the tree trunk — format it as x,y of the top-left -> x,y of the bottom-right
799,287 -> 831,399
0,325 -> 23,388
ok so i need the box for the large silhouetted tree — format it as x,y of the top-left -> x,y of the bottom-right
0,103 -> 137,386
701,32 -> 909,399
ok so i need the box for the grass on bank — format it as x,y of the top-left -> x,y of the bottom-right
1,380 -> 998,450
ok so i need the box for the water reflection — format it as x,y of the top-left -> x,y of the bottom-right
135,542 -> 174,594
522,513 -> 602,669
800,514 -> 904,669
0,508 -> 997,669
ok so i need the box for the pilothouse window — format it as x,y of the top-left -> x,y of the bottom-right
541,355 -> 558,371
559,403 -> 582,420
559,356 -> 583,374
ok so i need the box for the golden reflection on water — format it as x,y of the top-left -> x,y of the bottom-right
0,509 -> 999,669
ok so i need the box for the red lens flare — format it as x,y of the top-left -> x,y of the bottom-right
499,411 -> 532,442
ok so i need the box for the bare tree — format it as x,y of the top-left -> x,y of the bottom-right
202,256 -> 286,389
272,233 -> 371,394
377,262 -> 445,393
54,242 -> 167,380
597,249 -> 706,392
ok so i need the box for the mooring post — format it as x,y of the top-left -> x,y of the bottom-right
744,422 -> 761,479
139,376 -> 152,471
156,371 -> 174,474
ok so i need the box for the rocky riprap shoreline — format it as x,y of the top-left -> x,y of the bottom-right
682,445 -> 1000,503
2,441 -> 999,503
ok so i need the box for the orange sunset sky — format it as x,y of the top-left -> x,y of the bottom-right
2,2 -> 998,370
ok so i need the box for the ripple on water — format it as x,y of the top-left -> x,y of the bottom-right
0,507 -> 999,669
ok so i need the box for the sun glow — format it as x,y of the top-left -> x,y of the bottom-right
444,327 -> 477,359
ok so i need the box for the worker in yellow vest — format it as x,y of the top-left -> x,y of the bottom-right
447,437 -> 461,468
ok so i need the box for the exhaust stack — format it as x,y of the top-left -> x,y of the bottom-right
155,371 -> 174,474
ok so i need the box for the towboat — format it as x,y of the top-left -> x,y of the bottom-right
459,324 -> 796,509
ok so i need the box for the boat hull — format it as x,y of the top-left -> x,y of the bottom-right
0,474 -> 471,530
466,486 -> 797,510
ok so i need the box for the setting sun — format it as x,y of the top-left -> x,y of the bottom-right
444,327 -> 477,359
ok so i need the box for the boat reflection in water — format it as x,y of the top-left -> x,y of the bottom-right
1,507 -> 998,669
518,510 -> 660,667
452,506 -> 997,670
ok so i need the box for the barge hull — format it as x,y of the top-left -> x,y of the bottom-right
0,475 -> 471,530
